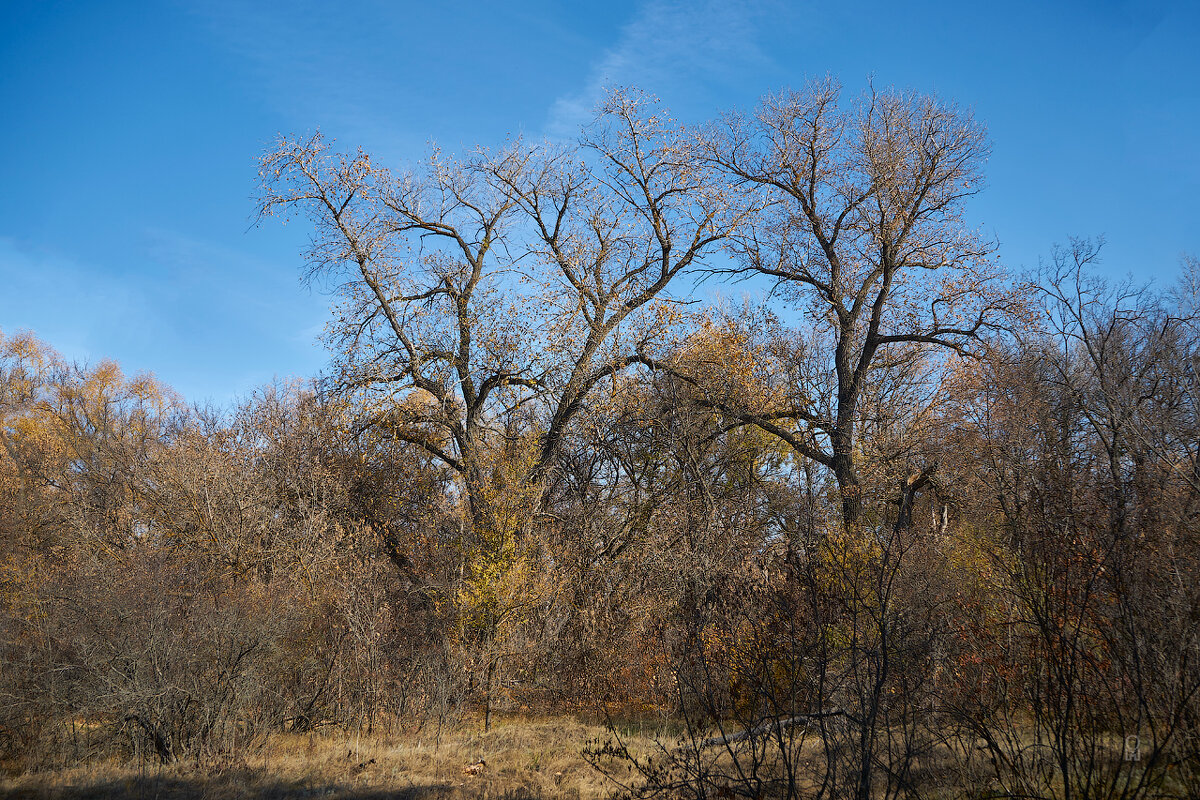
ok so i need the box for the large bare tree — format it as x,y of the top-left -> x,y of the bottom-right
696,79 -> 1022,528
257,91 -> 741,540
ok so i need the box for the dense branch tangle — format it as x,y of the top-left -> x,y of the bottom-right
257,90 -> 741,542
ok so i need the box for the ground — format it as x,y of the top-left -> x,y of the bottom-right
0,717 -> 655,799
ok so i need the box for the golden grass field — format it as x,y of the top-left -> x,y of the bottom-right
0,717 -> 656,799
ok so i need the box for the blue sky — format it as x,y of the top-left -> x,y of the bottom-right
1,0 -> 1197,404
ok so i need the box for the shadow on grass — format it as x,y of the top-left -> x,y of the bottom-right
0,769 -> 556,800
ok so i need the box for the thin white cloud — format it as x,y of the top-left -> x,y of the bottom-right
137,227 -> 330,347
0,237 -> 144,364
181,0 -> 417,159
545,0 -> 776,138
0,232 -> 329,404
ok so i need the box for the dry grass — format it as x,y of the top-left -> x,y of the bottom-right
0,716 -> 657,800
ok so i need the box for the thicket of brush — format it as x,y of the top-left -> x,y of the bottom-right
4,82 -> 1200,798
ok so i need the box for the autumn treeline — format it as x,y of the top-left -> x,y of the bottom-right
3,81 -> 1200,798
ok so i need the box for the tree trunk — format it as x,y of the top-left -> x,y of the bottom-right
831,438 -> 861,530
484,658 -> 496,732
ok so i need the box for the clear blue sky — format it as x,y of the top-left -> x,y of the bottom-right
2,0 -> 1197,405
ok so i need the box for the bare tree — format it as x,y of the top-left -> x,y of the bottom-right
937,246 -> 1200,799
697,78 -> 1021,528
257,90 -> 744,726
257,90 -> 739,537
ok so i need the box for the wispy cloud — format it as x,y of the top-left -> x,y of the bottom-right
545,0 -> 776,138
0,237 -> 144,365
180,0 -> 421,160
0,231 -> 329,404
137,226 -> 329,347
